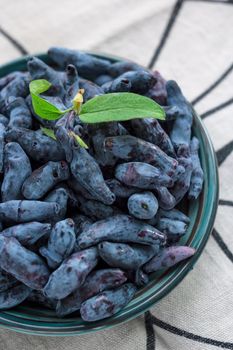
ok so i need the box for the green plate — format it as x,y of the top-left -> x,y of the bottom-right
0,53 -> 219,336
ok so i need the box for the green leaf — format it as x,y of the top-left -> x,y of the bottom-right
69,131 -> 89,149
29,79 -> 71,120
40,127 -> 57,140
79,92 -> 165,123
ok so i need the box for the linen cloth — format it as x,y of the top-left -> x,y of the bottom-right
0,0 -> 233,349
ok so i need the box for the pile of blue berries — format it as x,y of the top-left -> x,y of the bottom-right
0,47 -> 203,322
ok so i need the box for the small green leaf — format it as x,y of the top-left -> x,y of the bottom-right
41,127 -> 57,140
69,131 -> 89,149
29,79 -> 71,120
30,79 -> 52,95
79,92 -> 165,123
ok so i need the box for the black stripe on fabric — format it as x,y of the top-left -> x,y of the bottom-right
149,312 -> 233,349
0,26 -> 29,55
192,63 -> 233,105
145,312 -> 156,350
187,0 -> 233,4
200,97 -> 233,119
147,0 -> 184,69
219,199 -> 233,207
216,140 -> 233,166
212,228 -> 233,263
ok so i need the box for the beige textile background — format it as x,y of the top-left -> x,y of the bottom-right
0,0 -> 233,349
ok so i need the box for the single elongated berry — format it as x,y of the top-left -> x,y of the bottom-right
48,47 -> 111,80
115,162 -> 173,189
56,268 -> 127,316
77,215 -> 165,249
1,142 -> 31,201
170,157 -> 193,204
114,70 -> 156,94
6,127 -> 65,162
7,96 -> 32,129
43,247 -> 98,299
0,236 -> 50,289
0,200 -> 61,223
156,218 -> 188,237
22,161 -> 69,199
39,219 -> 76,269
1,222 -> 51,246
0,73 -> 29,112
158,209 -> 190,224
188,137 -> 204,199
70,142 -> 115,205
98,242 -> 159,270
80,283 -> 137,322
166,80 -> 193,152
143,246 -> 195,273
